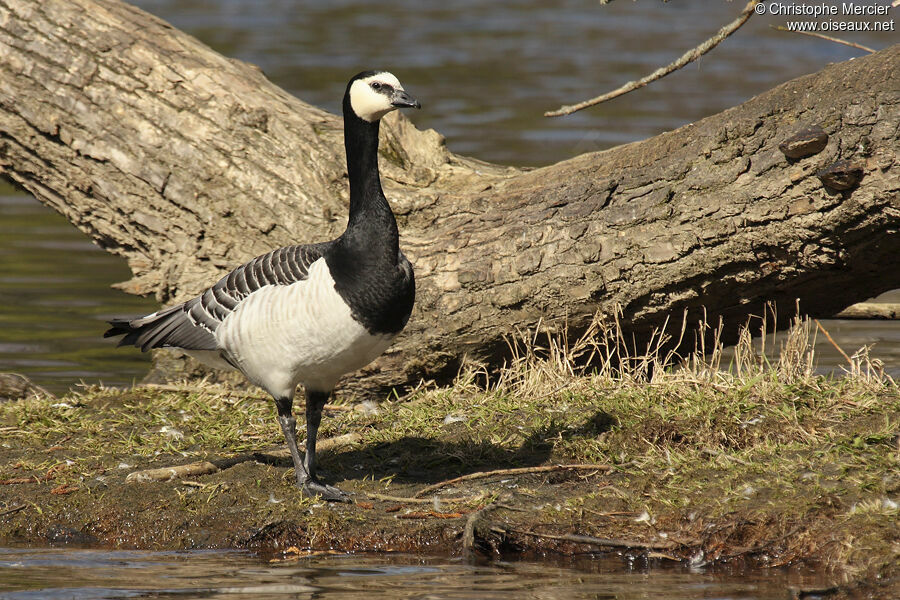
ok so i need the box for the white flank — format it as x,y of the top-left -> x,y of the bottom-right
214,258 -> 394,397
349,72 -> 403,122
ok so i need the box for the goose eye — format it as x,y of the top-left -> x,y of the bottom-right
371,82 -> 381,90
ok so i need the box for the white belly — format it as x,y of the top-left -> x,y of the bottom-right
214,258 -> 394,398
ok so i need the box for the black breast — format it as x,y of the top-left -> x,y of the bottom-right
325,249 -> 415,335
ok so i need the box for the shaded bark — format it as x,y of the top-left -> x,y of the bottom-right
1,0 -> 898,392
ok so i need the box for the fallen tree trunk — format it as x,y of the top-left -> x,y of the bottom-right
1,0 -> 898,392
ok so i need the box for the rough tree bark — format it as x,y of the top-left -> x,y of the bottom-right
0,0 -> 898,392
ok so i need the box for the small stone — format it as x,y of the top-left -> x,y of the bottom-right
817,159 -> 864,191
779,126 -> 828,159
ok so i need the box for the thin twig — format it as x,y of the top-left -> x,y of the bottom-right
499,526 -> 677,551
414,464 -> 613,499
0,504 -> 26,517
583,508 -> 636,518
770,25 -> 876,53
126,433 -> 361,483
364,491 -> 484,505
396,510 -> 469,520
813,319 -> 853,366
545,0 -> 760,117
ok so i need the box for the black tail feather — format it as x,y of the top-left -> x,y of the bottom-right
103,318 -> 134,341
104,300 -> 216,352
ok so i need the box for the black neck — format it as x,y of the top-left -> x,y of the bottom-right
340,95 -> 398,259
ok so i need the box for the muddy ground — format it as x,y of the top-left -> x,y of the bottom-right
1,366 -> 898,598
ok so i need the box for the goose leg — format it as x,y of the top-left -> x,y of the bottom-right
275,397 -> 310,488
301,390 -> 350,502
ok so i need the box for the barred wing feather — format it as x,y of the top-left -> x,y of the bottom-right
105,243 -> 328,352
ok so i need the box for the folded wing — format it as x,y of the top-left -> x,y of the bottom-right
104,243 -> 328,352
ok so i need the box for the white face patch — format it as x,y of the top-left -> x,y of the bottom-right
349,72 -> 404,122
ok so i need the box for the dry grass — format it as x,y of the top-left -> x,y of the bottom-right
363,308 -> 898,578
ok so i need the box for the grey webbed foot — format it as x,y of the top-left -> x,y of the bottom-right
301,478 -> 351,503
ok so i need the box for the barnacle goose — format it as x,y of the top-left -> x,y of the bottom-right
105,71 -> 420,502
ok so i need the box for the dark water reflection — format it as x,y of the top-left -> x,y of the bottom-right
0,0 -> 897,391
0,196 -> 157,391
0,547 -> 832,599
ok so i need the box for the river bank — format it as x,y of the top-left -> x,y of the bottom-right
1,318 -> 897,598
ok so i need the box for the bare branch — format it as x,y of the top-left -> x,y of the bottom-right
544,1 -> 760,117
413,464 -> 613,498
814,320 -> 853,367
770,25 -> 877,54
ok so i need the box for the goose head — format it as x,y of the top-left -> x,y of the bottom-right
346,70 -> 421,123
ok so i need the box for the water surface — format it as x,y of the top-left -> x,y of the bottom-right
134,0 -> 899,166
0,196 -> 157,392
0,547 -> 833,599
